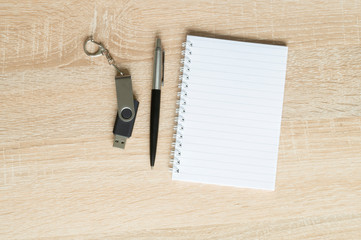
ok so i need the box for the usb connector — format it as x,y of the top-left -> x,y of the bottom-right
113,135 -> 128,149
113,99 -> 139,149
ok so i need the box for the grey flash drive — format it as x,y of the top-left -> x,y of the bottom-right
113,75 -> 139,149
83,37 -> 139,149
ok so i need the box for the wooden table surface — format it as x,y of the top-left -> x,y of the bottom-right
1,0 -> 361,239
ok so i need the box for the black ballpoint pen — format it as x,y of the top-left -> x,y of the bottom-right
150,38 -> 164,168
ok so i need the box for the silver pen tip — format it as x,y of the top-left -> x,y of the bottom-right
156,38 -> 161,48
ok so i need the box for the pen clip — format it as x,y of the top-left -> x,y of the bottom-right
161,50 -> 165,87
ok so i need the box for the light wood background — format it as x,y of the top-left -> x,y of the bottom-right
1,0 -> 361,239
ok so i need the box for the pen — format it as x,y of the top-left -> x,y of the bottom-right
150,38 -> 164,168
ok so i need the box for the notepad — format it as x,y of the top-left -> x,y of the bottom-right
171,35 -> 288,190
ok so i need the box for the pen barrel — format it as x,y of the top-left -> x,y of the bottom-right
150,89 -> 161,166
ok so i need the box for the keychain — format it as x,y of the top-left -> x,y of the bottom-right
83,37 -> 139,149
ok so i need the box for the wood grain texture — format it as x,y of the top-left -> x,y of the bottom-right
1,0 -> 361,239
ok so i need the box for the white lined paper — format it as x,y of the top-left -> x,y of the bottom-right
172,35 -> 288,190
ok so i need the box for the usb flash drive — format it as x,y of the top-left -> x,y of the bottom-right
113,99 -> 139,148
83,38 -> 139,149
113,75 -> 139,149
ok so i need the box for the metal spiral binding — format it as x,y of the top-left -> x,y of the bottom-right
180,56 -> 191,64
170,39 -> 193,174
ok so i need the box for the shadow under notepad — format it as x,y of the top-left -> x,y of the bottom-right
186,30 -> 287,46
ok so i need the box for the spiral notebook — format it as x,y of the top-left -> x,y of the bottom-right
171,35 -> 288,190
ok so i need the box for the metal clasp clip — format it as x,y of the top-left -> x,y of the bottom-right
83,37 -> 124,75
83,37 -> 105,57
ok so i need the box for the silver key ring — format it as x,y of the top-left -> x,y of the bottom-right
83,37 -> 104,56
83,37 -> 124,75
